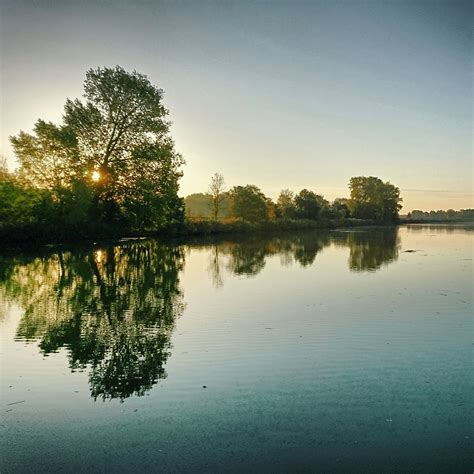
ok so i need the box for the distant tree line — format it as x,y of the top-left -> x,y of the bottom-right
186,175 -> 403,224
406,209 -> 474,221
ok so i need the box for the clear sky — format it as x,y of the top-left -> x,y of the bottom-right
1,0 -> 472,211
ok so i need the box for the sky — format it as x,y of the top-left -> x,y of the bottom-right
1,0 -> 472,211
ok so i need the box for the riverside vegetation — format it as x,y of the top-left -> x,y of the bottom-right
3,65 -> 464,244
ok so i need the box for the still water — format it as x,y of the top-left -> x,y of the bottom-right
1,225 -> 472,473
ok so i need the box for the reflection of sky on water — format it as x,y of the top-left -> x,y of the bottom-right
1,225 -> 472,472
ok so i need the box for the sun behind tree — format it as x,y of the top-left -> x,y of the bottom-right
10,66 -> 185,237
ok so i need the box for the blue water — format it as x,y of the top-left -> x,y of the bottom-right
1,225 -> 472,472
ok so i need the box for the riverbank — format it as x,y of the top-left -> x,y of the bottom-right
170,217 -> 376,237
1,217 -> 377,247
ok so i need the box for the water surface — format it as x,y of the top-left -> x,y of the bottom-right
1,225 -> 472,472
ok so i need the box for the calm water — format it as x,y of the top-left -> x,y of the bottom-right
1,225 -> 472,473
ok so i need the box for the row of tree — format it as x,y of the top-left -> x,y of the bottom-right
186,174 -> 403,224
407,209 -> 474,221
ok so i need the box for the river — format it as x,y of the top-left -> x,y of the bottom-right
1,225 -> 472,472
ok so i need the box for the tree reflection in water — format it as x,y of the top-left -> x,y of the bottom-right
204,228 -> 399,284
0,241 -> 185,401
333,228 -> 400,272
0,228 -> 399,400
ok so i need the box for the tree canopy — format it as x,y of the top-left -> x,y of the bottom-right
276,189 -> 296,219
230,185 -> 268,222
294,189 -> 328,220
348,176 -> 402,223
9,66 -> 185,238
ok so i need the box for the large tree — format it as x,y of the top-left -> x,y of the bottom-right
10,66 -> 184,232
348,176 -> 402,223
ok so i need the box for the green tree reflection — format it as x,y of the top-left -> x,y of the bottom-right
203,229 -> 399,283
203,234 -> 329,282
0,241 -> 185,401
332,228 -> 400,272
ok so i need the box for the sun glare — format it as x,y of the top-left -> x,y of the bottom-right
92,170 -> 100,182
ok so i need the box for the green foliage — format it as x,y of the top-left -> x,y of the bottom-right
276,189 -> 296,219
7,66 -> 184,241
121,141 -> 185,231
65,66 -> 184,228
230,185 -> 268,222
0,168 -> 55,240
294,189 -> 328,220
10,120 -> 78,197
187,176 -> 403,230
330,198 -> 351,218
348,176 -> 402,223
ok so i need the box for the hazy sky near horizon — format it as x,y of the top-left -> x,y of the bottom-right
1,0 -> 472,211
